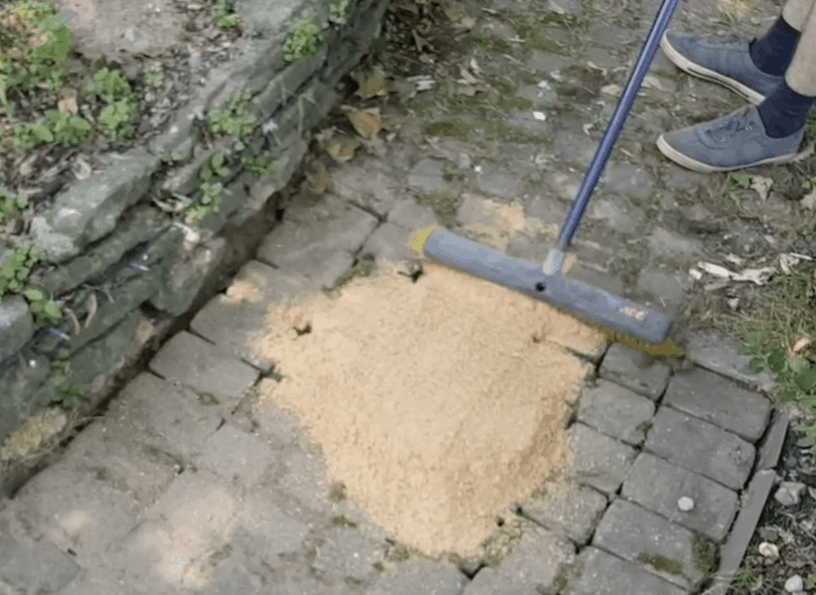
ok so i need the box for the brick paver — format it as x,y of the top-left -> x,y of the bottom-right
563,547 -> 688,595
481,519 -> 576,594
190,260 -> 316,372
644,406 -> 755,490
564,422 -> 638,494
592,499 -> 714,591
622,453 -> 739,542
598,343 -> 672,399
148,330 -> 259,401
520,478 -> 607,545
663,368 -> 772,442
576,380 -> 656,446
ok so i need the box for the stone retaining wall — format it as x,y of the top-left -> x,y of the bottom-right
0,0 -> 389,458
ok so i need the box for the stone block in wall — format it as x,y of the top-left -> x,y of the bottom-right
198,182 -> 252,236
150,237 -> 228,316
229,135 -> 310,227
29,149 -> 160,264
36,205 -> 167,298
60,309 -> 158,403
161,138 -> 236,197
55,225 -> 183,356
251,49 -> 327,122
0,297 -> 34,364
0,355 -> 51,444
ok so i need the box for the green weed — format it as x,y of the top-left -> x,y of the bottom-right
243,156 -> 274,179
728,172 -> 752,189
22,286 -> 62,328
212,0 -> 239,29
282,18 -> 322,62
329,0 -> 352,25
208,88 -> 256,145
45,109 -> 91,146
0,2 -> 70,115
0,186 -> 27,223
730,568 -> 756,589
51,382 -> 87,409
144,67 -> 163,88
732,262 -> 816,452
0,244 -> 45,297
86,68 -> 132,103
98,100 -> 134,140
200,152 -> 231,183
12,121 -> 53,147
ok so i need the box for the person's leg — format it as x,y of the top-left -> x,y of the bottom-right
659,0 -> 813,104
654,0 -> 816,173
755,6 -> 816,140
783,0 -> 815,31
785,4 -> 816,96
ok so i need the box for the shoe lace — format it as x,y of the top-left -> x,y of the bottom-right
707,110 -> 753,143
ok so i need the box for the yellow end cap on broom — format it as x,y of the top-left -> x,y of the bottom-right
410,226 -> 439,257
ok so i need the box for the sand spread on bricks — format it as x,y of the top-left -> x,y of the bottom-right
249,262 -> 604,556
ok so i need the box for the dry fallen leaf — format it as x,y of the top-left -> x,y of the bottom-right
732,267 -> 775,285
325,137 -> 361,163
642,75 -> 668,92
64,307 -> 81,336
18,154 -> 37,178
698,262 -> 733,278
779,253 -> 801,274
307,162 -> 330,194
350,108 -> 382,140
73,156 -> 92,180
457,84 -> 478,96
58,88 -> 78,116
352,68 -> 389,99
601,84 -> 622,96
750,175 -> 773,201
459,67 -> 478,85
793,337 -> 811,353
84,293 -> 98,329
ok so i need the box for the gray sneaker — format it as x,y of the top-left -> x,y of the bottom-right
656,106 -> 803,173
661,32 -> 784,105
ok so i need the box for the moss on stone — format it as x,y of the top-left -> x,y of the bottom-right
637,552 -> 684,576
691,532 -> 719,578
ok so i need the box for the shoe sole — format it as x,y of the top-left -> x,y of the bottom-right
655,134 -> 799,173
660,33 -> 767,105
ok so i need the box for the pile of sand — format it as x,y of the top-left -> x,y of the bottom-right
250,262 -> 604,556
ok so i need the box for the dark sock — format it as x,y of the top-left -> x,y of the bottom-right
757,79 -> 814,138
749,15 -> 800,76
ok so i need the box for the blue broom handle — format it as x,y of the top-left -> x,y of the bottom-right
557,0 -> 680,249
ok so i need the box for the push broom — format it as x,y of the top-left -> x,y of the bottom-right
413,0 -> 683,353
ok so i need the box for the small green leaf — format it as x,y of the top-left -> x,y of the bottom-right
794,367 -> 816,392
23,287 -> 45,301
767,348 -> 787,374
729,173 -> 751,189
44,300 -> 61,318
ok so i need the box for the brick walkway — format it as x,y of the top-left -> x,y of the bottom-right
0,205 -> 781,593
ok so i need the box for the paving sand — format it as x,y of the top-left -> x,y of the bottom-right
250,261 -> 605,556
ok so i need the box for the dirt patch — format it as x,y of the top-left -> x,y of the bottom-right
248,262 -> 603,556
